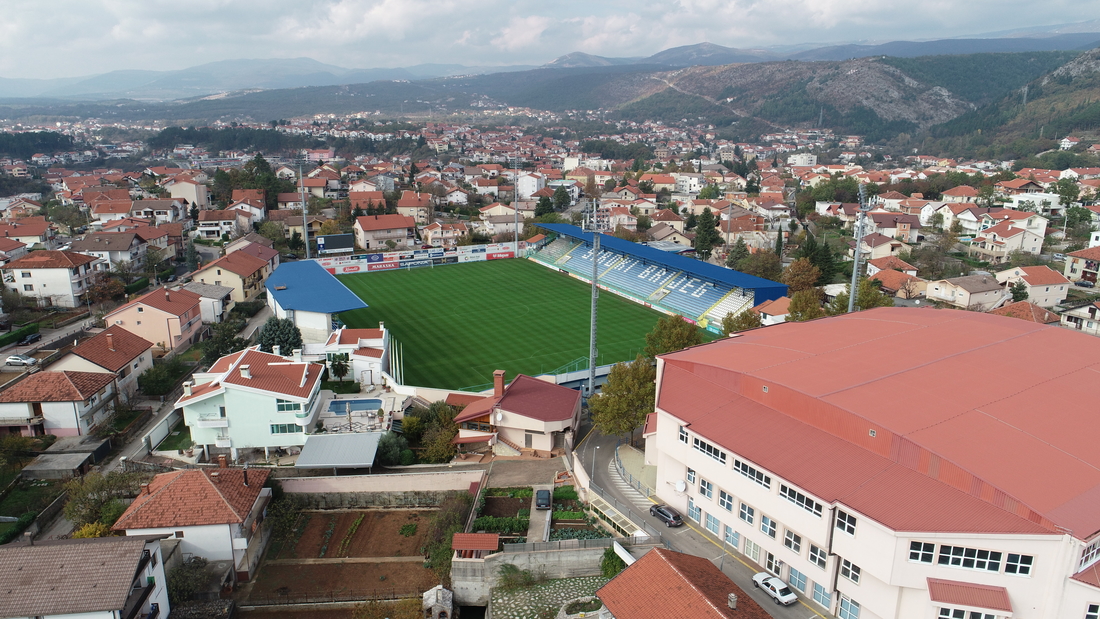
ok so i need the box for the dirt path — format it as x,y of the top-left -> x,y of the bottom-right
264,556 -> 424,565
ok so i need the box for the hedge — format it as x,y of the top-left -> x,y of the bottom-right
471,515 -> 529,534
0,512 -> 36,544
157,268 -> 174,281
125,278 -> 150,294
0,323 -> 39,348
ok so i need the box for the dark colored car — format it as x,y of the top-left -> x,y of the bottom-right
535,489 -> 552,510
1076,280 -> 1095,288
285,253 -> 298,260
650,504 -> 684,527
19,332 -> 41,346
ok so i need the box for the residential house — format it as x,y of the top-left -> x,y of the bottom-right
0,216 -> 57,249
224,232 -> 275,254
165,176 -> 209,209
192,250 -> 270,303
196,209 -> 245,240
597,206 -> 637,232
865,256 -> 918,278
422,221 -> 468,248
989,301 -> 1060,324
50,326 -> 154,402
321,326 -> 388,385
176,346 -> 325,460
968,221 -> 1045,264
479,215 -> 524,239
227,199 -> 266,223
394,191 -> 432,224
869,269 -> 926,299
69,232 -> 146,270
996,178 -> 1044,195
0,370 -> 118,436
130,198 -> 184,224
0,536 -> 170,619
0,237 -> 28,266
651,208 -> 685,233
104,287 -> 203,353
353,214 -> 417,250
940,185 -> 979,203
266,261 -> 367,344
228,241 -> 280,274
348,190 -> 387,213
848,233 -> 909,262
276,192 -> 305,210
1064,246 -> 1100,284
994,265 -> 1069,307
926,274 -> 1005,310
284,214 -> 328,240
867,213 -> 921,243
2,250 -> 103,308
182,282 -> 235,323
452,370 -> 581,455
1061,301 -> 1100,335
647,223 -> 692,246
514,172 -> 546,199
112,467 -> 272,582
90,201 -> 136,226
753,296 -> 790,325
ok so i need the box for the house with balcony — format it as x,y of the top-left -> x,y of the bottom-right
182,281 -> 235,323
421,221 -> 468,248
847,233 -> 909,262
994,265 -> 1070,307
396,191 -> 433,224
978,210 -> 1048,238
175,346 -> 325,461
320,325 -> 389,385
452,370 -> 581,456
69,232 -> 147,270
0,216 -> 57,249
1,250 -> 103,308
1061,301 -> 1100,336
0,370 -> 118,436
104,287 -> 203,353
50,326 -> 154,402
1063,246 -> 1100,284
0,535 -> 170,619
196,209 -> 246,240
926,274 -> 1006,310
130,198 -> 184,224
967,221 -> 1044,264
191,250 -> 270,303
113,467 -> 272,583
354,213 -> 417,250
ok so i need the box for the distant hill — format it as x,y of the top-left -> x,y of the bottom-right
791,32 -> 1100,61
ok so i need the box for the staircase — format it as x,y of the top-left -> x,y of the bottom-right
494,434 -> 523,456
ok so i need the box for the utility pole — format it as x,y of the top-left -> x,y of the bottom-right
587,199 -> 600,397
847,184 -> 873,313
513,155 -> 520,257
299,158 -> 311,260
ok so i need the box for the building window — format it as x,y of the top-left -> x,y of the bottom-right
734,459 -> 771,489
686,467 -> 695,484
784,530 -> 801,554
1082,541 -> 1100,570
910,541 -> 935,563
705,513 -> 720,535
718,490 -> 733,512
789,567 -> 807,593
724,525 -> 739,549
1005,553 -> 1033,576
137,307 -> 143,313
679,425 -> 688,444
838,596 -> 860,619
812,583 -> 831,608
1087,603 -> 1100,619
809,545 -> 827,569
780,484 -> 823,517
174,531 -> 184,538
840,558 -> 861,584
270,424 -> 299,434
687,498 -> 701,522
692,436 -> 726,464
739,503 -> 754,525
699,479 -> 713,499
22,284 -> 32,291
276,399 -> 302,412
938,610 -> 997,619
836,510 -> 857,535
760,515 -> 776,539
765,551 -> 781,576
744,538 -> 760,562
937,545 -> 1002,572
19,272 -> 30,278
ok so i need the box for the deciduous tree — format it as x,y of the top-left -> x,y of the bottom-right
735,250 -> 783,281
644,314 -> 703,359
786,289 -> 825,322
62,471 -> 148,527
721,308 -> 762,336
589,355 -> 656,444
781,258 -> 821,293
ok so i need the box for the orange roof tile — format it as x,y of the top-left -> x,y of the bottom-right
69,325 -> 153,372
4,250 -> 96,270
108,287 -> 200,319
199,250 -> 267,278
927,578 -> 1011,613
112,468 -> 269,530
0,371 -> 115,402
988,301 -> 1060,324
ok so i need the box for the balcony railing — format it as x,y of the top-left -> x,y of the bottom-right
215,437 -> 231,448
0,415 -> 43,426
195,417 -> 229,428
121,583 -> 154,619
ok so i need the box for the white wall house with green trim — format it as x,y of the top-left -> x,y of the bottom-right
176,346 -> 325,460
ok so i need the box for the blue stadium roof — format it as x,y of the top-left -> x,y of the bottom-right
538,224 -> 787,302
265,261 -> 368,314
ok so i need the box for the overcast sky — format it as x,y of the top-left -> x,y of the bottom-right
3,0 -> 1100,79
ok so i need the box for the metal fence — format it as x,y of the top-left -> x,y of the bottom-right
502,537 -> 618,553
587,481 -> 676,550
613,442 -> 655,499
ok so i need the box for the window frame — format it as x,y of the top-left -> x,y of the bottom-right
838,595 -> 861,619
705,512 -> 720,535
840,558 -> 861,584
784,530 -> 802,554
718,490 -> 733,512
836,510 -> 857,535
1005,553 -> 1033,576
937,545 -> 1002,572
724,525 -> 739,549
739,502 -> 755,525
699,478 -> 713,499
809,544 -> 827,569
780,484 -> 823,517
760,515 -> 777,539
734,459 -> 771,489
909,541 -> 935,564
788,567 -> 807,593
812,582 -> 831,608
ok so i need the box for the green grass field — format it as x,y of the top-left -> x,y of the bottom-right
337,259 -> 698,390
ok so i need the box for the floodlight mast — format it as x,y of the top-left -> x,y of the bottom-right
587,198 -> 600,398
847,183 -> 874,313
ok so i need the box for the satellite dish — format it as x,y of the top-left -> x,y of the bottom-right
495,412 -> 503,423
674,479 -> 687,493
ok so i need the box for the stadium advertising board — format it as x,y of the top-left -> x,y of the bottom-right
315,241 -> 524,273
368,262 -> 399,271
316,233 -> 355,255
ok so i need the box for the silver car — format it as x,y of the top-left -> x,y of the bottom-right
5,354 -> 37,366
752,572 -> 798,606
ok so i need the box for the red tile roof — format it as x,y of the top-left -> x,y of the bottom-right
69,325 -> 153,372
988,301 -> 1060,324
445,392 -> 486,408
0,371 -> 115,402
4,250 -> 96,270
868,255 -> 917,272
355,214 -> 416,231
108,287 -> 200,319
497,374 -> 580,422
451,533 -> 499,551
199,250 -> 267,277
658,307 -> 1100,537
112,468 -> 269,530
869,269 -> 921,293
1069,246 -> 1100,261
181,347 -> 323,401
326,328 -> 383,346
597,548 -> 769,619
234,242 -> 279,264
926,578 -> 1012,613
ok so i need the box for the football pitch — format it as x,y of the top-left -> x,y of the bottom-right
336,259 -> 700,390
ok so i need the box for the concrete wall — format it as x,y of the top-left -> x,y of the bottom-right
282,470 -> 484,508
126,524 -> 233,562
452,547 -> 607,606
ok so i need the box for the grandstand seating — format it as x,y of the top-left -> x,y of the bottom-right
528,232 -> 778,330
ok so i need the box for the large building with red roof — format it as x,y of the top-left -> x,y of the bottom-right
648,307 -> 1100,619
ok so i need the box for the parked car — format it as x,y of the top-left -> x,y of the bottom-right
18,332 -> 41,346
649,504 -> 683,527
4,354 -> 37,366
752,573 -> 798,606
1053,253 -> 1067,261
535,489 -> 551,510
285,253 -> 298,260
167,274 -> 178,282
1076,280 -> 1095,288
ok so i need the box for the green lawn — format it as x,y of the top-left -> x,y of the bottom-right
156,422 -> 192,452
337,259 -> 713,390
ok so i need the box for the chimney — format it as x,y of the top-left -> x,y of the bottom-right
240,365 -> 251,379
493,370 -> 505,397
292,348 -> 302,362
165,289 -> 170,302
272,345 -> 281,357
182,381 -> 192,396
217,454 -> 228,468
140,483 -> 150,495
243,464 -> 249,487
727,593 -> 737,610
106,333 -> 114,351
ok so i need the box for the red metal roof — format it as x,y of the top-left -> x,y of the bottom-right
659,308 -> 1100,538
451,533 -> 499,551
926,578 -> 1012,612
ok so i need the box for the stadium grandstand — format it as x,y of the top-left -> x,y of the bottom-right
532,224 -> 786,331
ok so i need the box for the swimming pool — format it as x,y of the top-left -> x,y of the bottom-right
327,399 -> 383,415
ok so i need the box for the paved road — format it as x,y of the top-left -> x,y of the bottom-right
578,426 -> 832,619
